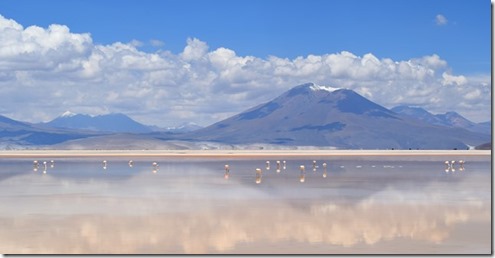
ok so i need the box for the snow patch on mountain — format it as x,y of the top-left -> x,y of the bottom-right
309,83 -> 340,93
165,122 -> 203,132
61,111 -> 77,118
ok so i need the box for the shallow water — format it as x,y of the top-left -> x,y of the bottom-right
0,156 -> 491,254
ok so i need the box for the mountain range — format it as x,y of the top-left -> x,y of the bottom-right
44,112 -> 153,134
0,114 -> 96,149
391,106 -> 490,135
183,83 -> 489,149
42,111 -> 203,134
0,83 -> 490,150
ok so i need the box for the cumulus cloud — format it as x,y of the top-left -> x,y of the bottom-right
181,37 -> 208,61
411,54 -> 447,69
0,17 -> 92,71
441,72 -> 467,86
0,15 -> 490,127
435,14 -> 448,26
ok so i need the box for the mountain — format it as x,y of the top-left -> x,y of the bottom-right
390,106 -> 444,125
148,122 -> 203,133
165,122 -> 204,133
183,83 -> 488,149
475,142 -> 491,150
477,121 -> 491,134
0,114 -> 94,148
45,112 -> 153,134
0,112 -> 203,149
392,106 -> 491,135
0,114 -> 32,129
436,112 -> 475,128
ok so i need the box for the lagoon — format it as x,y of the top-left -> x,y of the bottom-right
0,151 -> 490,254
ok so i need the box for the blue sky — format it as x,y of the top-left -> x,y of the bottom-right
0,0 -> 491,126
0,0 -> 490,74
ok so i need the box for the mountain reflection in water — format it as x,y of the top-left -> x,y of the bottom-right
0,157 -> 490,254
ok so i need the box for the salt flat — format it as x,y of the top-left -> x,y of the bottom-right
0,149 -> 490,158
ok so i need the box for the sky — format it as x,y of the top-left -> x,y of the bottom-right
0,0 -> 491,127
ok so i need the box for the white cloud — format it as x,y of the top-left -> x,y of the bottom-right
129,39 -> 143,48
411,54 -> 447,69
0,19 -> 92,71
435,14 -> 448,26
150,39 -> 165,47
180,37 -> 208,61
442,72 -> 467,86
0,15 -> 491,127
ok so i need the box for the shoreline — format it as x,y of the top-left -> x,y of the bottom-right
0,149 -> 490,158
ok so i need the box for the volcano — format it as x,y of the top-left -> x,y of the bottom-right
186,83 -> 488,149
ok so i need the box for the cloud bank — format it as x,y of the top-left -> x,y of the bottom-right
0,15 -> 490,126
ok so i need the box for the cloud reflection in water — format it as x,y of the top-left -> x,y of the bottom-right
0,188 -> 489,254
0,158 -> 490,254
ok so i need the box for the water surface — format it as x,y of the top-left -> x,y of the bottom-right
0,155 -> 490,254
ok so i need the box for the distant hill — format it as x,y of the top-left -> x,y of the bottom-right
0,114 -> 94,148
0,112 -> 203,149
149,122 -> 204,133
183,83 -> 488,149
166,122 -> 204,133
391,106 -> 491,135
475,142 -> 491,150
44,112 -> 153,134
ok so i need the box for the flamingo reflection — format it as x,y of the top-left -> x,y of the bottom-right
322,162 -> 327,178
42,161 -> 47,174
299,165 -> 305,183
33,160 -> 39,172
152,162 -> 159,173
444,160 -> 460,173
224,164 -> 230,179
444,161 -> 450,172
458,160 -> 465,171
255,168 -> 262,184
